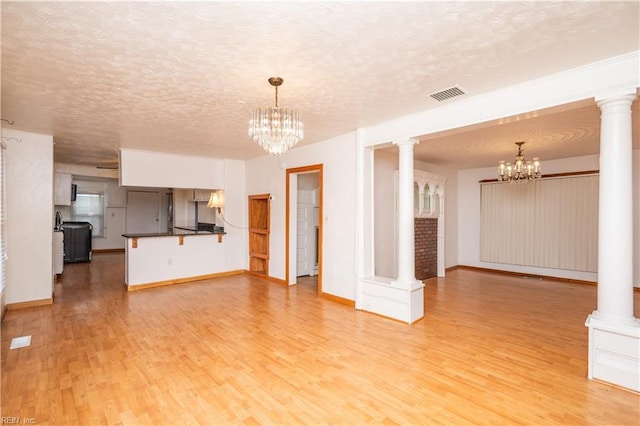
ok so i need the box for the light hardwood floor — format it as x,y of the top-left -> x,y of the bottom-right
2,253 -> 639,425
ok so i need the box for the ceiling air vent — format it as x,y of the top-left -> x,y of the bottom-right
429,85 -> 466,102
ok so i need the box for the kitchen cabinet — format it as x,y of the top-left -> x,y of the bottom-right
54,173 -> 72,205
107,180 -> 127,207
191,189 -> 212,202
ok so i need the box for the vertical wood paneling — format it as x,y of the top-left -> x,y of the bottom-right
481,175 -> 598,272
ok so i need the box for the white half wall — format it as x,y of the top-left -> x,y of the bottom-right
3,129 -> 54,304
125,234 -> 231,286
245,132 -> 358,301
222,159 -> 248,272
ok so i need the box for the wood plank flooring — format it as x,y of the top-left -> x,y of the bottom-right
2,253 -> 639,425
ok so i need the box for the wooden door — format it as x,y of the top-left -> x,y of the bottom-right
248,194 -> 270,276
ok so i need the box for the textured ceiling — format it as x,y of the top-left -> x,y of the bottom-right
1,1 -> 639,169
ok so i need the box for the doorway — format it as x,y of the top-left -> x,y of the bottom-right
286,164 -> 323,295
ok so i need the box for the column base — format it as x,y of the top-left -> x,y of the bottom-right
585,313 -> 640,392
357,276 -> 424,324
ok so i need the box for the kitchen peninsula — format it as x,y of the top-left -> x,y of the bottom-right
123,226 -> 240,290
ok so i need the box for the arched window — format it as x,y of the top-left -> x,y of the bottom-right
433,186 -> 442,216
423,184 -> 431,214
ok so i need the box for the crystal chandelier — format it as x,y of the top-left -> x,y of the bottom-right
498,141 -> 541,182
248,77 -> 303,156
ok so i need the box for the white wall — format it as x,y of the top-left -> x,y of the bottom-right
120,149 -> 224,189
222,159 -> 248,271
373,150 -> 458,278
456,152 -> 640,284
373,150 -> 397,278
100,206 -> 126,250
245,132 -> 358,300
3,129 -> 54,304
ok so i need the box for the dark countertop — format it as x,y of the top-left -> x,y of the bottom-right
122,226 -> 225,239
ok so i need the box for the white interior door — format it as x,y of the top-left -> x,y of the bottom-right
126,191 -> 160,233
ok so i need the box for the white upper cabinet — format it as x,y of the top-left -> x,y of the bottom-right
191,189 -> 212,202
54,172 -> 72,205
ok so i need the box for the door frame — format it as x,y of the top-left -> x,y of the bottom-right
286,164 -> 323,295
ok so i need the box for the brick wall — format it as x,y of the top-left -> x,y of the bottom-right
415,218 -> 438,280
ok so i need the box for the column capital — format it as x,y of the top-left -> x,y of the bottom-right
595,92 -> 637,108
392,138 -> 420,147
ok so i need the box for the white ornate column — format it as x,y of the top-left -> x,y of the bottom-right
392,139 -> 424,322
357,138 -> 424,324
394,139 -> 420,286
585,92 -> 639,392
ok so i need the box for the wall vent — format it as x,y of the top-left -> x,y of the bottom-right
429,85 -> 466,102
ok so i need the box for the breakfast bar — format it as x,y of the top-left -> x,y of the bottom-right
123,227 -> 235,290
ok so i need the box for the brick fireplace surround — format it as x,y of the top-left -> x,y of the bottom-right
415,217 -> 438,280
